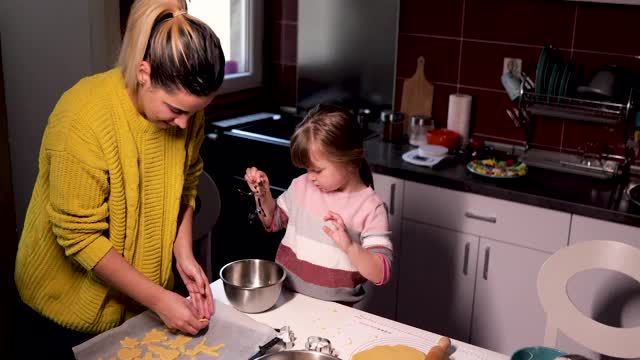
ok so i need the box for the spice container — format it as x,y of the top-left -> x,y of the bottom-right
409,115 -> 433,146
381,111 -> 405,143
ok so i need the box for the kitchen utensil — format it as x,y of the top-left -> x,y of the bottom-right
400,56 -> 434,134
255,350 -> 342,360
220,259 -> 286,313
249,326 -> 296,360
255,336 -> 341,359
426,129 -> 461,152
409,114 -> 434,146
511,346 -> 566,360
382,111 -> 405,143
419,144 -> 448,158
402,148 -> 447,168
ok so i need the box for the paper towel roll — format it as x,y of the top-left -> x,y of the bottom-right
447,93 -> 472,145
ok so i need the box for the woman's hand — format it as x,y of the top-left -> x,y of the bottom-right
152,289 -> 210,335
175,254 -> 214,320
323,210 -> 354,253
244,167 -> 270,198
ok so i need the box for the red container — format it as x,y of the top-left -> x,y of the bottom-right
427,129 -> 461,152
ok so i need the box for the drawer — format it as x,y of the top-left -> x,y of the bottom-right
403,181 -> 570,252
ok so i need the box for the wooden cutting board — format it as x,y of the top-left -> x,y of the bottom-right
400,56 -> 434,134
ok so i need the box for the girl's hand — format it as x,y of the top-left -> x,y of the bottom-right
244,167 -> 270,197
323,210 -> 354,253
153,290 -> 209,335
175,255 -> 214,320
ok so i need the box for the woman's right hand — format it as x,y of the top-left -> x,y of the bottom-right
244,167 -> 270,197
153,290 -> 209,335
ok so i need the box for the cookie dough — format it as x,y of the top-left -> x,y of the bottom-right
353,345 -> 425,360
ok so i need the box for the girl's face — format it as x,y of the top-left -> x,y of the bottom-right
307,144 -> 359,193
134,61 -> 215,129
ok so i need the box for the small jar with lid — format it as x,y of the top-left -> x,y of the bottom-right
409,114 -> 434,146
381,111 -> 405,143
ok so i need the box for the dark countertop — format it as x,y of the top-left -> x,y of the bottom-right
365,136 -> 640,228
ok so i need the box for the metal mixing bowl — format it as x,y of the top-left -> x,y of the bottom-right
255,350 -> 341,360
219,259 -> 286,313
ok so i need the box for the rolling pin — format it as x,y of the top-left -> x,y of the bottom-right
424,337 -> 451,360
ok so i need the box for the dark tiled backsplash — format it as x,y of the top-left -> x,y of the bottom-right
268,0 -> 640,153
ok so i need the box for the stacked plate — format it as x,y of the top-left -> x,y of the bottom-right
535,46 -> 576,98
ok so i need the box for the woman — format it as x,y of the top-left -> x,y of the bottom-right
13,0 -> 225,357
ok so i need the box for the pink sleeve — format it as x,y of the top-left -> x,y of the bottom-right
373,253 -> 391,286
265,205 -> 289,232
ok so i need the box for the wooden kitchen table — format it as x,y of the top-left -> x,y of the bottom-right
210,280 -> 509,360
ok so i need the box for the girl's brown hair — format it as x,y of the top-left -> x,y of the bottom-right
117,0 -> 225,96
290,104 -> 374,188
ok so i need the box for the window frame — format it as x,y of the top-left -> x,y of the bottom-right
216,0 -> 264,94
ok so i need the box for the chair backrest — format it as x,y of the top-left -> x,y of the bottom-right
192,171 -> 221,280
193,170 -> 221,240
537,240 -> 640,358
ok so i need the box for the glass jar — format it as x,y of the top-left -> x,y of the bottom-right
409,115 -> 434,146
381,111 -> 404,143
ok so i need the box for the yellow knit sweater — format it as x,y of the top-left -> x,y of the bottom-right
14,68 -> 204,333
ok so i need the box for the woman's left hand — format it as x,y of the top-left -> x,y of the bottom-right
175,255 -> 214,320
323,210 -> 353,253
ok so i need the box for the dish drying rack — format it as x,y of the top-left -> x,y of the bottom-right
513,73 -> 637,148
509,73 -> 638,179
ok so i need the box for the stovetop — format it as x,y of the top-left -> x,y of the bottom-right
211,111 -> 377,146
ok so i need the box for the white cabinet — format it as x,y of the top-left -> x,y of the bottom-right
397,220 -> 479,342
397,180 -> 570,354
359,173 -> 405,320
553,215 -> 640,358
470,238 -> 551,354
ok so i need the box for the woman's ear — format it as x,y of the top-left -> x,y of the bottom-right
136,61 -> 151,87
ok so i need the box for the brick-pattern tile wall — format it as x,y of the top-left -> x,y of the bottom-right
396,0 -> 640,153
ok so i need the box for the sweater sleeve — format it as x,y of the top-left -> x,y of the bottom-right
45,113 -> 113,270
361,202 -> 393,284
181,111 -> 205,208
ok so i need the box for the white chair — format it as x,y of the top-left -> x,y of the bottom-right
192,170 -> 221,280
537,240 -> 640,359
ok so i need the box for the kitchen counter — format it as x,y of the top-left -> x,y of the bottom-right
210,280 -> 509,360
364,136 -> 640,227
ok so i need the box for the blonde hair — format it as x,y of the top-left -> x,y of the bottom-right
290,104 -> 373,188
117,0 -> 225,96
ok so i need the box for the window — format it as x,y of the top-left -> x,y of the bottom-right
188,0 -> 263,93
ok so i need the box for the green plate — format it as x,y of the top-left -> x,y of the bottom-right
548,62 -> 562,96
535,47 -> 550,94
467,159 -> 528,179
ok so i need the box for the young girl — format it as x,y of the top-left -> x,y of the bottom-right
245,104 -> 392,304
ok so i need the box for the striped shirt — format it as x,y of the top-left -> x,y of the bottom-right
267,174 -> 392,303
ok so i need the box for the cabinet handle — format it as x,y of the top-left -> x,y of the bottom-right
462,242 -> 470,275
389,183 -> 396,215
483,247 -> 491,280
464,211 -> 496,223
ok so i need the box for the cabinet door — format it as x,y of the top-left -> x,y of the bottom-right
556,215 -> 640,358
359,173 -> 404,320
397,220 -> 479,342
471,238 -> 550,355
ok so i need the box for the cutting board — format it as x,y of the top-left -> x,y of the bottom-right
400,56 -> 434,134
73,301 -> 276,360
